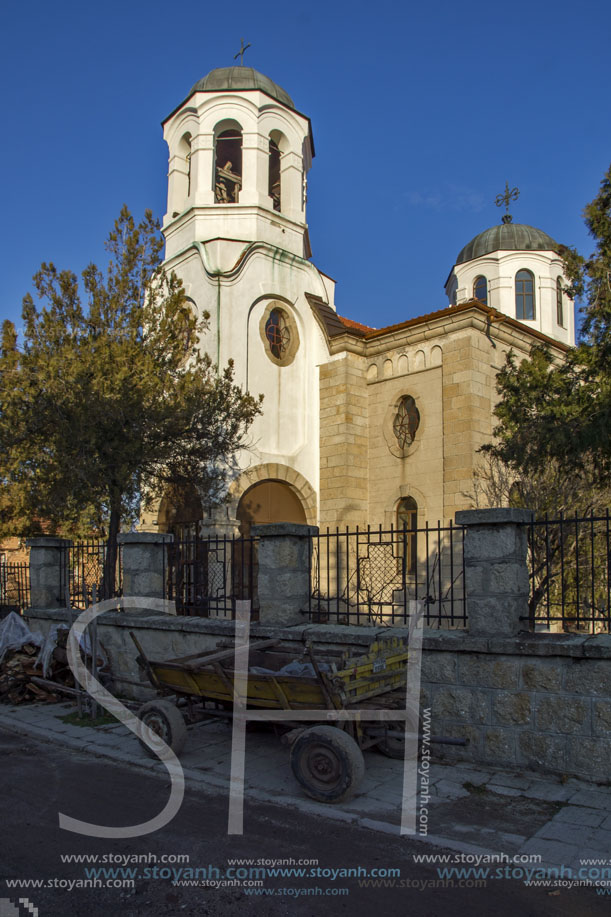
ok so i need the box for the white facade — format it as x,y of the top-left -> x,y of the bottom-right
445,238 -> 575,346
163,84 -> 312,259
153,67 -> 576,535
160,70 -> 334,521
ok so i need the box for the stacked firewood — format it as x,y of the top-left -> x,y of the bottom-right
0,630 -> 75,704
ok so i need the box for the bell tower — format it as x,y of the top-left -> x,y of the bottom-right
162,66 -> 314,261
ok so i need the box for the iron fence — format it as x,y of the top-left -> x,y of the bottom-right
0,561 -> 30,615
527,511 -> 611,633
309,523 -> 466,627
59,539 -> 123,609
166,534 -> 258,618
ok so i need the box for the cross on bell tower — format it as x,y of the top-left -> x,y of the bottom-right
234,38 -> 251,66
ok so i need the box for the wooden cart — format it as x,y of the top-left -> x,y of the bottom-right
131,633 -> 419,803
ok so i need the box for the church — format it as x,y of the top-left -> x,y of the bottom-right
142,65 -> 574,539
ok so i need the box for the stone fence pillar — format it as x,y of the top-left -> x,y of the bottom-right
118,533 -> 174,601
455,508 -> 533,636
251,523 -> 318,626
27,537 -> 69,609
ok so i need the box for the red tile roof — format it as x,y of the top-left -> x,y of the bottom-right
338,315 -> 376,333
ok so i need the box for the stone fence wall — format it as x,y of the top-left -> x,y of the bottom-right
420,630 -> 610,783
24,607 -> 610,784
24,508 -> 610,783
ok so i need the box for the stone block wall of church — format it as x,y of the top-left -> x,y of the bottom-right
318,323 -> 509,533
318,354 -> 369,530
365,360 -> 444,527
441,329 -> 498,521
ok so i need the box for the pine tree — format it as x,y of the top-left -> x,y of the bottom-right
483,164 -> 611,484
0,207 -> 262,594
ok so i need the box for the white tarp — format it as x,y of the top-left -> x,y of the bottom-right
0,612 -> 44,663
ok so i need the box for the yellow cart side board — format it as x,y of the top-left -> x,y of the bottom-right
148,637 -> 409,710
150,666 -> 335,707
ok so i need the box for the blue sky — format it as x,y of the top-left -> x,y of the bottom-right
1,0 -> 610,333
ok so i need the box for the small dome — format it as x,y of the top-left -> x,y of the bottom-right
456,223 -> 559,265
188,67 -> 294,109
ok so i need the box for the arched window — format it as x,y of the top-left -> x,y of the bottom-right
214,127 -> 242,203
396,497 -> 418,575
393,396 -> 420,449
473,275 -> 488,305
515,269 -> 535,320
556,277 -> 564,327
269,138 -> 281,212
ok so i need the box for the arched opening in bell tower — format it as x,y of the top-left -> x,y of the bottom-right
268,134 -> 282,212
214,120 -> 242,203
171,132 -> 192,215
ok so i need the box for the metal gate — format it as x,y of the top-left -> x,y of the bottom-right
166,534 -> 258,618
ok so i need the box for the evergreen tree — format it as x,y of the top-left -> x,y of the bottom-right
483,164 -> 611,484
0,207 -> 262,594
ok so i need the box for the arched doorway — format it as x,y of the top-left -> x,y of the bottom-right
237,479 -> 307,536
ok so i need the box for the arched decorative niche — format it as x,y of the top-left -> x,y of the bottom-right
397,354 -> 409,375
367,363 -> 379,383
430,345 -> 442,366
157,483 -> 203,539
179,133 -> 192,195
170,131 -> 193,216
414,350 -> 426,371
177,296 -> 199,360
383,358 -> 393,378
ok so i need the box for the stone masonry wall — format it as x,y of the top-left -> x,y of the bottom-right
441,331 -> 496,520
319,353 -> 369,528
420,631 -> 611,783
366,362 -> 443,527
25,608 -> 610,783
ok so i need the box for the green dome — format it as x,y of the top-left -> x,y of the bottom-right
188,67 -> 294,109
456,223 -> 559,265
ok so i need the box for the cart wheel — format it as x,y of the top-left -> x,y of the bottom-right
377,707 -> 421,759
137,699 -> 187,757
290,726 -> 365,803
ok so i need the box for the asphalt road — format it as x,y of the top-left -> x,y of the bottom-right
0,729 -> 607,917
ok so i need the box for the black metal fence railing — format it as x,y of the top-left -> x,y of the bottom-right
309,523 -> 466,627
527,511 -> 611,633
165,534 -> 259,618
0,561 -> 31,615
59,540 -> 123,609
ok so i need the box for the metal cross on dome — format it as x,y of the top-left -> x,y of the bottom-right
495,182 -> 520,224
234,38 -> 251,66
